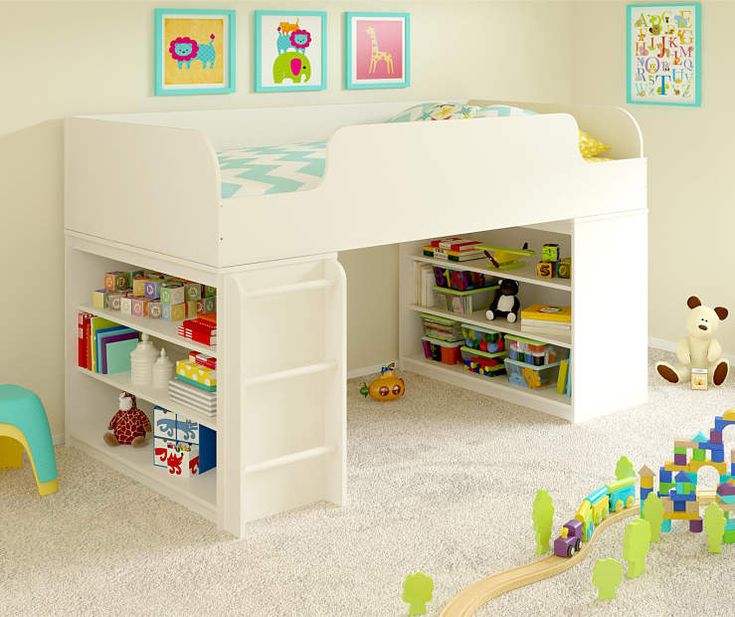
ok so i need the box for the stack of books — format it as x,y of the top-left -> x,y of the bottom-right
422,237 -> 485,262
415,263 -> 435,307
168,351 -> 217,416
520,304 -> 572,336
178,312 -> 217,347
77,312 -> 139,375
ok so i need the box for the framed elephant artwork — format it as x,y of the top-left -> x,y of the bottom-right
345,12 -> 410,90
154,8 -> 236,96
254,10 -> 327,92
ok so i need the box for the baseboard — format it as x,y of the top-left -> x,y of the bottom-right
347,364 -> 384,380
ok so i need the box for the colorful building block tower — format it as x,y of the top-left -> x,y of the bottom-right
717,479 -> 735,543
639,465 -> 654,509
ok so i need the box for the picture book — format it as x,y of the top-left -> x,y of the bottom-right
89,317 -> 124,372
105,339 -> 139,375
521,304 -> 572,323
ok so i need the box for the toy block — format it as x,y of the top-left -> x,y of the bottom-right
688,459 -> 727,475
131,297 -> 149,318
160,284 -> 185,306
104,271 -> 130,292
668,512 -> 698,520
710,429 -> 723,444
673,447 -> 687,455
686,500 -> 699,513
663,498 -> 674,513
120,297 -> 133,316
557,257 -> 571,279
144,280 -> 163,300
640,487 -> 652,503
106,292 -> 124,311
202,295 -> 216,313
719,503 -> 735,513
723,409 -> 735,421
132,277 -> 147,297
91,289 -> 108,309
713,449 -> 726,463
204,285 -> 216,298
673,500 -> 686,512
147,300 -> 161,319
536,261 -> 554,279
162,303 -> 187,322
661,520 -> 672,532
692,448 -> 706,462
153,437 -> 170,468
723,529 -> 735,544
664,461 -> 689,473
675,440 -> 697,449
713,417 -> 735,432
542,243 -> 560,262
184,283 -> 201,301
186,300 -> 198,319
659,467 -> 672,483
674,453 -> 687,465
689,519 -> 703,533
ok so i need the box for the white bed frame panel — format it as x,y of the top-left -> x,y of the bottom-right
64,101 -> 648,534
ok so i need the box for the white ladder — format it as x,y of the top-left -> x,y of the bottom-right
219,254 -> 346,534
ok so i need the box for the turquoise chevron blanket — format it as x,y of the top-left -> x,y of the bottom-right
218,141 -> 326,199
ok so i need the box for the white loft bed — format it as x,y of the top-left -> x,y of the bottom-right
65,101 -> 648,536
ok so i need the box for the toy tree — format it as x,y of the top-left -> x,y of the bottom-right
642,493 -> 665,542
592,558 -> 624,600
532,489 -> 554,555
615,455 -> 636,480
703,502 -> 726,554
402,572 -> 434,616
623,518 -> 651,578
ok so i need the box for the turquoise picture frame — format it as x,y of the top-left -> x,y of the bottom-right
254,10 -> 327,92
344,12 -> 410,90
154,8 -> 236,96
626,2 -> 701,107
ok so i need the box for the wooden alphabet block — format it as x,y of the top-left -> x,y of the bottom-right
91,289 -> 108,309
160,284 -> 186,306
184,283 -> 202,301
120,297 -> 133,315
131,297 -> 149,318
148,301 -> 162,319
536,261 -> 554,279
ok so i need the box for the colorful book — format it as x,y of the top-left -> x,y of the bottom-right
520,304 -> 572,324
189,351 -> 217,370
78,312 -> 92,369
89,317 -> 124,372
98,329 -> 138,374
436,239 -> 482,252
175,373 -> 216,392
105,338 -> 139,375
556,359 -> 569,395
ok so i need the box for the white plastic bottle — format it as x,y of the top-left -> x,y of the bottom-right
130,333 -> 158,386
153,348 -> 174,389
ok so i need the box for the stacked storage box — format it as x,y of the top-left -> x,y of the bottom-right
460,324 -> 507,378
420,313 -> 464,365
431,265 -> 498,316
504,335 -> 564,389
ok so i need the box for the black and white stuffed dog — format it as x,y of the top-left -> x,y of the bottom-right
486,279 -> 521,323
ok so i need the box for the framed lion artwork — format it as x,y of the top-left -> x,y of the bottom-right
154,8 -> 236,96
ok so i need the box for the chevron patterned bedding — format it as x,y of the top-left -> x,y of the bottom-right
218,141 -> 326,199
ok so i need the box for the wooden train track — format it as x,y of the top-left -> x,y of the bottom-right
440,491 -> 716,617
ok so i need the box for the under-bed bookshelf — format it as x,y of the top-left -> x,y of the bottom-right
399,218 -> 647,423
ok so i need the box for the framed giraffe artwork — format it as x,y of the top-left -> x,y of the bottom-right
254,10 -> 327,92
154,8 -> 236,96
344,12 -> 410,90
626,3 -> 701,106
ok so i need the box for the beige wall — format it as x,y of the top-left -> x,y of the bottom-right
0,1 -> 575,436
572,1 -> 734,352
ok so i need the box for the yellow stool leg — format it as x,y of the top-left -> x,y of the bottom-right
0,435 -> 24,468
0,426 -> 58,495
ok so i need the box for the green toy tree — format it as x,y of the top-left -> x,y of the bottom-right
532,489 -> 555,555
402,572 -> 434,616
642,493 -> 665,543
623,518 -> 651,579
703,502 -> 726,554
592,558 -> 624,600
615,455 -> 636,480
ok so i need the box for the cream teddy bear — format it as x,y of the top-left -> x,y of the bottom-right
656,296 -> 729,386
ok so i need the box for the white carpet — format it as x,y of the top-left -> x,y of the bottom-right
3,350 -> 735,616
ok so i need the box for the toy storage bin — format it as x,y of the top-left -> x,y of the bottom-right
433,285 -> 496,316
461,346 -> 507,378
504,358 -> 561,389
461,324 -> 504,353
420,313 -> 463,343
433,266 -> 496,292
421,336 -> 463,365
504,335 -> 559,366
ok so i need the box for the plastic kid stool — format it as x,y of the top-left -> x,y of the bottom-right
0,384 -> 58,495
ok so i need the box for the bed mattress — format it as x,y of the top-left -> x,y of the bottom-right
218,141 -> 326,199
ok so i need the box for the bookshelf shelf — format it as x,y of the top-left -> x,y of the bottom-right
76,367 -> 217,429
78,305 -> 217,357
410,254 -> 572,292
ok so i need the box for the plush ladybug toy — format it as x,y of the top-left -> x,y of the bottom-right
360,363 -> 406,402
103,391 -> 151,447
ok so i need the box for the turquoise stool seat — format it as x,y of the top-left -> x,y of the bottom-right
0,384 -> 58,495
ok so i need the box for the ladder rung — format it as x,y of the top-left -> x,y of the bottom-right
244,445 -> 335,474
245,279 -> 334,299
244,361 -> 336,386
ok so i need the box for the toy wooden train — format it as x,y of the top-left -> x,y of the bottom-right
553,477 -> 636,557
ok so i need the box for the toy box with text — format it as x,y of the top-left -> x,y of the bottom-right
153,406 -> 216,478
